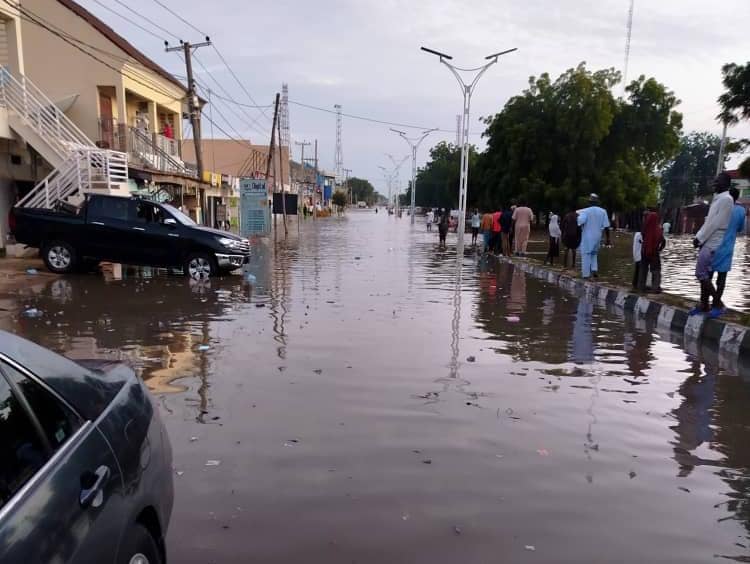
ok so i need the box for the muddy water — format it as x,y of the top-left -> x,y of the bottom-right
8,212 -> 750,563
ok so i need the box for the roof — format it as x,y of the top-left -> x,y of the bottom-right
56,0 -> 187,94
182,139 -> 290,178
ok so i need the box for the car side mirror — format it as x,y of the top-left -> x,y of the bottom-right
164,218 -> 177,228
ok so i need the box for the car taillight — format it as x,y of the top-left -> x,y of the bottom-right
8,210 -> 15,233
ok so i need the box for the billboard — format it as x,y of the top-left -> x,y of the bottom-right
239,178 -> 269,237
272,193 -> 299,215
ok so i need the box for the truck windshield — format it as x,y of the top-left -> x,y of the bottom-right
162,204 -> 197,226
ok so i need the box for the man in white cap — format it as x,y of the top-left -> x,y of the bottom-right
577,193 -> 611,279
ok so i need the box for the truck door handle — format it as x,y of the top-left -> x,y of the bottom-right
80,465 -> 110,508
132,227 -> 145,231
91,221 -> 105,226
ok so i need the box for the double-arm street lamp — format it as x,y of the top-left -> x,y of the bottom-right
421,46 -> 517,248
390,128 -> 437,224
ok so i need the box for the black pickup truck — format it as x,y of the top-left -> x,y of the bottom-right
10,194 -> 250,277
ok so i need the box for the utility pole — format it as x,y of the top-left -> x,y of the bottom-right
266,93 -> 280,234
391,128 -> 437,224
295,140 -> 311,201
314,139 -> 319,219
334,104 -> 344,186
166,38 -> 211,222
276,105 -> 287,235
716,121 -> 728,176
343,167 -> 352,205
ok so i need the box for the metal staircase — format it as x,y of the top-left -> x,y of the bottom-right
0,67 -> 128,208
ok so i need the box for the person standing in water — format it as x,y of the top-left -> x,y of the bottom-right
576,193 -> 610,279
480,210 -> 493,253
470,208 -> 481,246
561,207 -> 581,269
438,208 -> 449,249
708,186 -> 745,316
544,212 -> 561,265
639,209 -> 665,293
512,202 -> 534,256
426,208 -> 434,231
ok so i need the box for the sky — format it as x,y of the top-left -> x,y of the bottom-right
78,0 -> 750,196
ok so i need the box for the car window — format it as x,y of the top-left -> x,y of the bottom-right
2,363 -> 81,451
88,197 -> 129,222
132,201 -> 164,224
0,376 -> 48,508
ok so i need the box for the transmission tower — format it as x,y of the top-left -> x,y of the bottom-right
623,0 -> 635,89
334,104 -> 343,185
280,83 -> 290,150
455,115 -> 461,147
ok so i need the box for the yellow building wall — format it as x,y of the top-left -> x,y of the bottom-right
21,0 -> 185,144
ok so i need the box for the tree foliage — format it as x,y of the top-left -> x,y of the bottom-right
718,62 -> 750,124
344,177 -> 379,205
331,190 -> 348,208
411,142 -> 479,209
471,63 -> 682,213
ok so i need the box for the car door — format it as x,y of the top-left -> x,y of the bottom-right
85,196 -> 134,263
130,201 -> 184,267
0,361 -> 124,564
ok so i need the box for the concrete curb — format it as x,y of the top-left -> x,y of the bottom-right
490,255 -> 750,360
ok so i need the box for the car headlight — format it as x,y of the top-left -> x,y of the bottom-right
217,237 -> 240,249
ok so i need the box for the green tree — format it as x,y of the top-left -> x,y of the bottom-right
331,190 -> 348,208
476,63 -> 683,213
411,142 -> 479,209
718,62 -> 750,124
345,177 -> 379,205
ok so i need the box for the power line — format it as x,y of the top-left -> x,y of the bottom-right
110,0 -> 181,41
149,0 -> 207,37
211,45 -> 271,123
88,0 -> 167,42
205,90 -> 273,109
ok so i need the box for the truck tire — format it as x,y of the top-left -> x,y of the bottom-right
184,252 -> 216,279
117,524 -> 162,564
42,241 -> 77,274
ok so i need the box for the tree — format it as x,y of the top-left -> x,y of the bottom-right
331,190 -> 348,208
345,177 -> 379,205
718,62 -> 750,124
411,142 -> 479,209
476,63 -> 683,213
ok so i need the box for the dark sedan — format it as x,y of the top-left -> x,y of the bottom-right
0,331 -> 173,563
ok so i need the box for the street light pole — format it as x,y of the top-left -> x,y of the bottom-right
386,153 -> 410,214
390,128 -> 437,224
421,46 -> 517,248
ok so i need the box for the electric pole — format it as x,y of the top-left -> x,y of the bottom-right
295,140 -> 311,196
166,37 -> 211,222
343,167 -> 352,205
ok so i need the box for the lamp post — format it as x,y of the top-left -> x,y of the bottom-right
421,46 -> 517,248
390,128 -> 437,224
384,154 -> 410,212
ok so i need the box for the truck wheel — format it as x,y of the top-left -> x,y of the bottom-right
42,241 -> 77,274
184,253 -> 216,279
117,524 -> 162,564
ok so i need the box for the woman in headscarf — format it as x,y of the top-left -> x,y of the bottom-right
639,209 -> 665,292
544,212 -> 561,265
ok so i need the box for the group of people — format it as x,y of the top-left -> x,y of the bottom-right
470,204 -> 536,257
689,172 -> 745,317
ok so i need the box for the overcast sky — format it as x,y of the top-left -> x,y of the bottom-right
79,0 -> 750,195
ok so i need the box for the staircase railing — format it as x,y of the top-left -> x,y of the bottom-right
129,126 -> 188,175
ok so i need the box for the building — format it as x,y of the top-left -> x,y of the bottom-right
17,0 -> 212,222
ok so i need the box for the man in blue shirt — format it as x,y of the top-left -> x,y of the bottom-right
577,193 -> 611,279
709,187 -> 745,316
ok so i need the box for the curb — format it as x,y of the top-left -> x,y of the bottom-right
489,255 -> 750,360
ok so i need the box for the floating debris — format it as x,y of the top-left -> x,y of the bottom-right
205,460 -> 221,467
466,355 -> 476,363
537,449 -> 550,457
524,545 -> 536,552
506,316 -> 520,322
198,344 -> 210,351
422,459 -> 433,465
313,369 -> 323,374
26,268 -> 38,275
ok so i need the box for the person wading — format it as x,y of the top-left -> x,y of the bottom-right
480,210 -> 493,253
708,186 -> 745,317
500,206 -> 513,256
639,209 -> 665,293
512,202 -> 534,256
561,207 -> 581,269
470,209 -> 481,246
438,208 -> 449,249
544,212 -> 561,266
426,209 -> 434,232
576,193 -> 610,279
691,173 -> 734,316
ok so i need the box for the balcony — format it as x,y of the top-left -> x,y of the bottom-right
98,118 -> 192,177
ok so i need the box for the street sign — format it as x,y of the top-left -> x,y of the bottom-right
239,178 -> 269,237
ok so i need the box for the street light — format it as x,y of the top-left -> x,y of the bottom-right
384,154 -> 410,212
421,46 -> 517,248
390,127 -> 437,224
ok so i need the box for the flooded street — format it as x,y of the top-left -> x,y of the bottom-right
6,212 -> 750,563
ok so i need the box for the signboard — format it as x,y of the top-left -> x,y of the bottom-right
272,193 -> 299,215
240,178 -> 269,236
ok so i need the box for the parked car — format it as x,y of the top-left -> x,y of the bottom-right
0,330 -> 173,563
11,195 -> 250,277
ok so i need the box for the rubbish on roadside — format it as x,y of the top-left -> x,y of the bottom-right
466,356 -> 476,362
205,460 -> 221,466
26,268 -> 38,275
22,308 -> 42,318
506,316 -> 520,322
525,545 -> 536,551
537,449 -> 550,456
198,344 -> 210,351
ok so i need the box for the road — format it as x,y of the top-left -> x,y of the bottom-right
8,211 -> 750,563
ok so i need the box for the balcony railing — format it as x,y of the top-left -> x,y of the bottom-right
98,118 -> 191,177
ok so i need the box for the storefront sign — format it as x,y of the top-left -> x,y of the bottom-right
239,178 -> 269,236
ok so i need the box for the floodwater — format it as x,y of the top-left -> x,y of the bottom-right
6,212 -> 750,563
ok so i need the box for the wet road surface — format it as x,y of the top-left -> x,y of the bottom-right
6,211 -> 750,563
